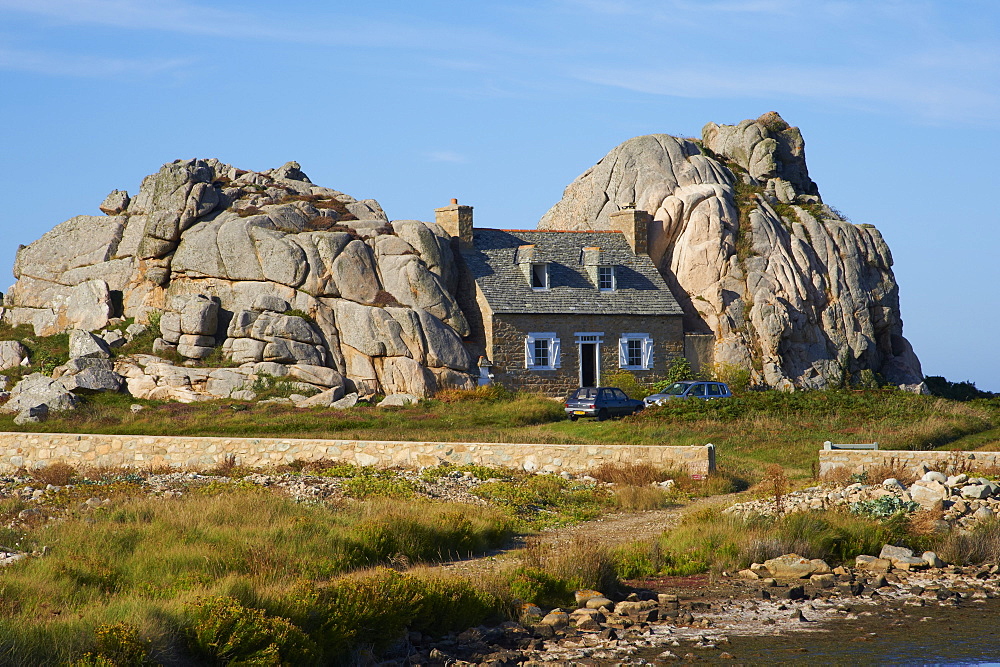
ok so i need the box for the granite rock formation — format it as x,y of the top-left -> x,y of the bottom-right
2,159 -> 475,398
539,112 -> 922,389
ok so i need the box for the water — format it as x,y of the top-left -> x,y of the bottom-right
660,599 -> 1000,665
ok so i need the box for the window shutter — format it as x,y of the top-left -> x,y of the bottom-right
642,337 -> 654,370
618,338 -> 628,368
551,337 -> 561,369
524,336 -> 534,368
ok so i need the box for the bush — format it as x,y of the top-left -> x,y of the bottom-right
31,462 -> 78,486
933,518 -> 1000,565
588,462 -> 672,486
186,596 -> 318,664
601,370 -> 653,399
712,362 -> 752,393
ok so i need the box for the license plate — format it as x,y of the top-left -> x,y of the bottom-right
573,410 -> 586,415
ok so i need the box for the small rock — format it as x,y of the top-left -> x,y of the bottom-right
922,471 -> 947,484
879,545 -> 914,562
378,393 -> 420,407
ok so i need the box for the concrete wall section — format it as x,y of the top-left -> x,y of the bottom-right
819,449 -> 1000,477
0,432 -> 715,475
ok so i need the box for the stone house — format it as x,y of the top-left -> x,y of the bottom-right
437,200 -> 685,396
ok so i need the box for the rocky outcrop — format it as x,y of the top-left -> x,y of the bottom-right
539,112 -> 921,389
2,160 -> 475,397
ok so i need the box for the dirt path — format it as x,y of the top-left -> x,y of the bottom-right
429,492 -> 742,578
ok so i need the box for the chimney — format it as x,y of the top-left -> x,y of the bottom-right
581,246 -> 602,284
609,206 -> 651,256
435,198 -> 473,248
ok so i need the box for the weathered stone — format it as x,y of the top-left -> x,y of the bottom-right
250,312 -> 319,345
69,330 -> 112,359
60,368 -> 124,393
262,339 -> 324,366
974,506 -> 995,521
229,389 -> 257,401
377,393 -> 420,407
763,554 -> 830,579
962,484 -> 991,500
102,329 -> 126,348
1,374 -> 80,413
205,369 -> 249,398
14,405 -> 47,425
854,555 -> 892,572
64,280 -> 113,332
176,343 -> 215,360
922,551 -> 944,568
0,341 -> 29,370
910,481 -> 949,509
879,545 -> 914,563
537,112 -> 922,389
295,386 -> 345,408
99,190 -> 130,215
922,471 -> 948,484
179,295 -> 219,336
152,337 -> 177,355
159,312 -> 182,344
287,364 -> 344,388
332,392 -> 359,409
251,295 -> 290,313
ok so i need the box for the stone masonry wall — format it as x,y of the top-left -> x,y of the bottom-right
819,449 -> 1000,478
489,313 -> 684,396
0,432 -> 715,475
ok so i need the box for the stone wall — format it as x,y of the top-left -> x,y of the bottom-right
0,432 -> 715,475
819,449 -> 1000,477
488,313 -> 684,396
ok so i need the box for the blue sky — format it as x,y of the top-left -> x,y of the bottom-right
1,0 -> 998,390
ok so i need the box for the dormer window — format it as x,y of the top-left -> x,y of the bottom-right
597,265 -> 615,291
531,263 -> 549,290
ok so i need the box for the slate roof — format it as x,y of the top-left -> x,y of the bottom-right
466,228 -> 683,315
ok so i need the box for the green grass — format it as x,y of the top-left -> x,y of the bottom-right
653,507 -> 908,574
0,489 -> 513,664
3,388 -> 996,482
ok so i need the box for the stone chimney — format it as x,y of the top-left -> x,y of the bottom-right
609,206 -> 650,256
581,246 -> 602,284
435,198 -> 474,248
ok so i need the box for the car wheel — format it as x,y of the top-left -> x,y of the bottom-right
596,408 -> 609,422
568,414 -> 579,421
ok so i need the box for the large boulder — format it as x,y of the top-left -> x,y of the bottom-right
538,112 -> 922,389
69,330 -> 112,359
2,158 -> 475,399
1,374 -> 80,413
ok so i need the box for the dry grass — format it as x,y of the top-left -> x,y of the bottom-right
613,485 -> 674,511
588,462 -> 672,486
519,535 -> 617,593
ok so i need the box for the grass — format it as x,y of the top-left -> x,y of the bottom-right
0,488 -> 514,664
655,507 -> 908,574
3,388 -> 997,482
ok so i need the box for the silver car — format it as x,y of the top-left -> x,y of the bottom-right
643,381 -> 732,407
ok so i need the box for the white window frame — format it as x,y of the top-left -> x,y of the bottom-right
618,333 -> 654,370
597,265 -> 616,292
525,332 -> 560,370
530,263 -> 549,291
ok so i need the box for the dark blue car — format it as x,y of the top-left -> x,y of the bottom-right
564,387 -> 644,421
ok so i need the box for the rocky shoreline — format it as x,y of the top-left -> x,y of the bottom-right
394,556 -> 1000,665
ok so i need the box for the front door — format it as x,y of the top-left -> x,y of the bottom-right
580,343 -> 598,387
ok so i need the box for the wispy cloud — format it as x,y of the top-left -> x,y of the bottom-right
0,45 -> 188,77
427,151 -> 468,164
579,59 -> 1000,124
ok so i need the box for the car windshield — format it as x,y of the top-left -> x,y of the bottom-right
660,383 -> 690,396
573,388 -> 598,399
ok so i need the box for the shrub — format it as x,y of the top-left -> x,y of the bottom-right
933,518 -> 1000,565
712,362 -> 752,393
850,495 -> 920,519
519,536 -> 617,594
69,623 -> 152,667
31,461 -> 77,486
186,596 -> 318,665
506,567 -> 573,608
601,370 -> 652,399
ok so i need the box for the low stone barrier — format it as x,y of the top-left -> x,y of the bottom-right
0,432 -> 715,475
819,448 -> 1000,477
